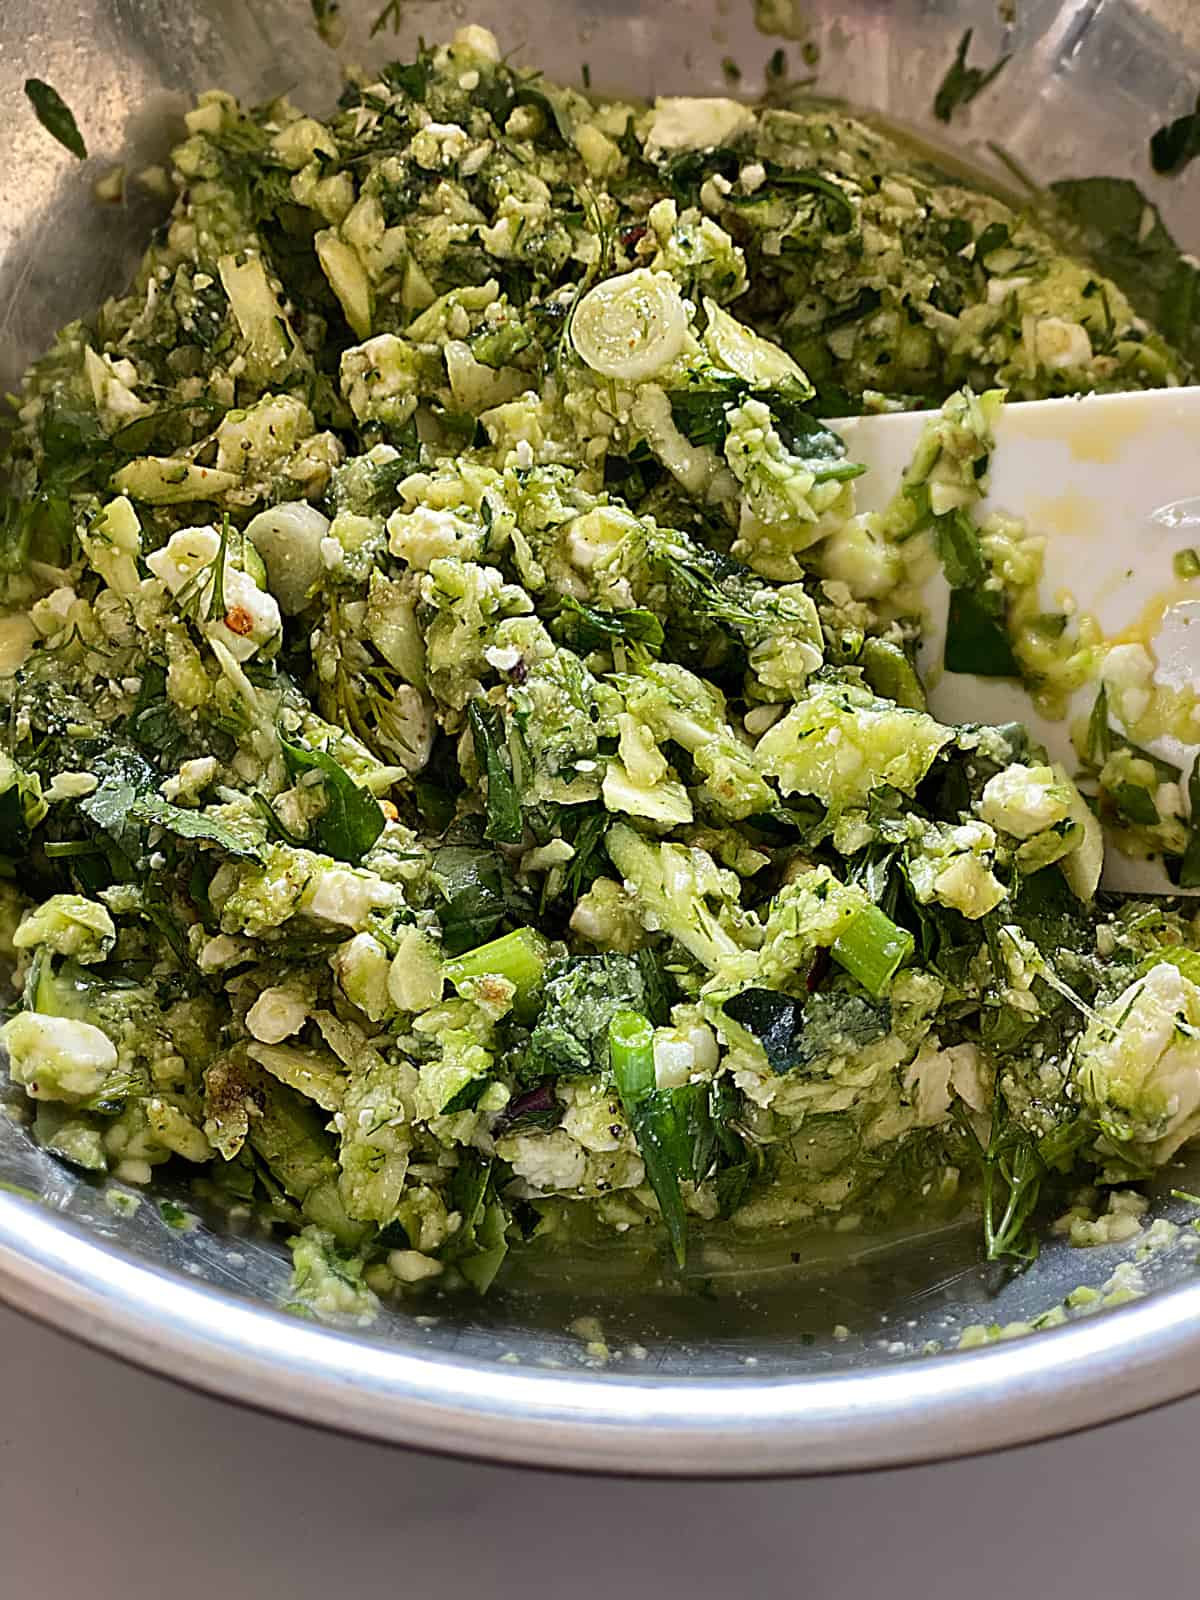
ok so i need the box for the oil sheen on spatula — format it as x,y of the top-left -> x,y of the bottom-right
839,388 -> 1200,893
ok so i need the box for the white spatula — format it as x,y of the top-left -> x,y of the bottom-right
837,388 -> 1200,892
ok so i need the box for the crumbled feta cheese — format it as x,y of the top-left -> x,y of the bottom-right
1027,315 -> 1092,371
246,985 -> 310,1044
979,763 -> 1073,840
46,771 -> 98,801
500,1128 -> 588,1192
304,869 -> 401,929
198,934 -> 249,973
161,756 -> 218,805
1,1012 -> 118,1100
388,1249 -> 444,1282
644,97 -> 755,157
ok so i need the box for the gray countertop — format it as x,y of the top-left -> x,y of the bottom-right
3,1301 -> 1199,1596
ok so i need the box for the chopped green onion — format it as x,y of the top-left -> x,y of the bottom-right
609,1008 -> 655,1101
860,637 -> 926,709
1174,548 -> 1200,579
609,1008 -> 690,1268
832,903 -> 914,996
444,927 -> 549,1019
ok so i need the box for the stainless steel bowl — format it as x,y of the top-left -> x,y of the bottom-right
3,0 -> 1200,1476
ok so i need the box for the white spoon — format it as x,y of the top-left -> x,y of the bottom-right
837,387 -> 1200,892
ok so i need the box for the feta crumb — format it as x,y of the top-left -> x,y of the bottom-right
388,1249 -> 444,1283
246,986 -> 309,1044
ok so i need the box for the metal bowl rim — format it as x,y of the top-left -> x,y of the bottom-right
2,1189 -> 1197,1474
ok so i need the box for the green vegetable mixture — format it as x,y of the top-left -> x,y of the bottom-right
4,26 -> 1200,1302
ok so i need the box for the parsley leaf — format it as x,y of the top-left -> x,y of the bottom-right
945,587 -> 1020,677
24,79 -> 87,160
380,57 -> 430,99
933,509 -> 1020,678
280,738 -> 386,864
131,794 -> 266,861
667,372 -> 748,448
430,843 -> 526,955
78,748 -> 157,862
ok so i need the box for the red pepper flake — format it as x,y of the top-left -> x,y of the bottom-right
224,605 -> 255,636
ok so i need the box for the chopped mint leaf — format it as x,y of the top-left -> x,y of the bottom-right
24,79 -> 87,159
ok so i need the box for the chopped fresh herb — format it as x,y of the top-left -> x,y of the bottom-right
380,55 -> 429,99
309,0 -> 345,47
369,0 -> 404,36
557,807 -> 609,901
523,952 -> 669,1081
933,29 -> 1011,124
668,373 -> 748,448
280,738 -> 386,864
723,987 -> 891,1073
24,78 -> 87,159
944,586 -> 1021,677
1111,782 -> 1159,828
958,1092 -> 1089,1265
78,748 -> 156,861
1174,547 -> 1200,580
724,163 -> 857,234
132,793 -> 266,860
1050,176 -> 1200,366
1150,91 -> 1200,178
430,845 -> 512,955
1086,684 -> 1113,766
557,595 -> 665,654
441,1077 -> 490,1114
467,699 -> 523,844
